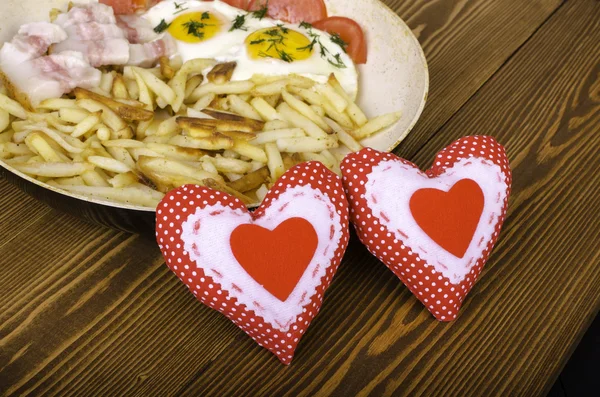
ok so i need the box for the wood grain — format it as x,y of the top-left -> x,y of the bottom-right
0,0 -> 594,395
179,0 -> 600,395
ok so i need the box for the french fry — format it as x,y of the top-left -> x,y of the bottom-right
301,152 -> 331,168
282,152 -> 301,170
189,80 -> 255,102
192,93 -> 216,111
128,147 -> 163,160
281,89 -> 331,132
310,104 -> 325,117
277,102 -> 328,138
138,156 -> 221,184
156,116 -> 180,137
263,119 -> 290,130
251,80 -> 287,96
204,178 -> 253,204
184,74 -> 204,100
59,107 -> 90,124
145,143 -> 205,161
35,125 -> 85,153
252,128 -> 305,145
82,169 -> 111,187
102,139 -> 145,148
11,161 -> 92,177
212,155 -> 253,174
74,88 -> 153,121
100,72 -> 114,93
88,155 -> 132,173
265,143 -> 284,180
227,166 -> 269,193
0,92 -> 27,119
106,146 -> 137,170
352,111 -> 402,139
24,132 -> 62,162
250,97 -> 281,121
276,136 -> 338,152
111,126 -> 134,140
6,142 -> 34,156
159,56 -> 175,80
207,62 -> 236,84
72,112 -> 101,138
132,66 -> 175,105
170,58 -> 216,112
37,98 -> 78,110
169,134 -> 234,150
255,184 -> 268,202
130,68 -> 154,110
76,99 -> 127,131
228,95 -> 262,121
0,129 -> 14,143
108,171 -> 138,188
324,117 -> 362,152
201,157 -> 219,174
200,110 -> 265,131
231,139 -> 267,163
55,176 -> 86,186
315,83 -> 347,113
0,108 -> 9,133
112,74 -> 130,99
219,130 -> 256,141
124,76 -> 140,100
96,125 -> 111,141
328,74 -> 367,126
263,94 -> 280,108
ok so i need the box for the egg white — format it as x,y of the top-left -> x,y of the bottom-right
142,0 -> 358,99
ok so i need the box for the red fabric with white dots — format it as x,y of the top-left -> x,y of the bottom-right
340,136 -> 512,321
155,161 -> 349,364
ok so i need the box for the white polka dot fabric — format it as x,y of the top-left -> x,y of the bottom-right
156,161 -> 350,364
340,136 -> 512,321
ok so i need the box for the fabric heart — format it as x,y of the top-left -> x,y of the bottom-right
340,136 -> 511,321
156,161 -> 349,364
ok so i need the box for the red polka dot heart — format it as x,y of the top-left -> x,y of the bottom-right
340,136 -> 512,321
156,161 -> 349,365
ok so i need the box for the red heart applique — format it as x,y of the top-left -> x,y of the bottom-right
341,136 -> 511,321
156,161 -> 349,364
410,179 -> 484,258
230,218 -> 318,301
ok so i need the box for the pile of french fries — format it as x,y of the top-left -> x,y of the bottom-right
0,55 -> 401,208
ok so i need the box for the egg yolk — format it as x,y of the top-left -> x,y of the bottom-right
245,27 -> 313,62
168,11 -> 222,43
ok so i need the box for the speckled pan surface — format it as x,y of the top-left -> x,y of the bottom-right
0,0 -> 428,220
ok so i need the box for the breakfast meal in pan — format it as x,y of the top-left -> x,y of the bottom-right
0,0 -> 403,208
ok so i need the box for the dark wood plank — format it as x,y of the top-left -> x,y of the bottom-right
0,0 -> 566,395
179,0 -> 600,395
387,0 -> 563,159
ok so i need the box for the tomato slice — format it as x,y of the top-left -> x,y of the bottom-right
313,17 -> 367,64
247,0 -> 327,24
99,0 -> 152,15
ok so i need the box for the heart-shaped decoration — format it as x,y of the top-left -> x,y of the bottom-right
340,136 -> 511,321
156,161 -> 349,364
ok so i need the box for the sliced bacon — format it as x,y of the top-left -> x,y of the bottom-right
54,3 -> 117,27
127,36 -> 176,67
116,15 -> 159,44
52,38 -> 131,67
63,23 -> 126,41
0,22 -> 67,65
0,51 -> 100,107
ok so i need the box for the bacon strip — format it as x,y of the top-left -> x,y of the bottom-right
128,35 -> 177,67
53,38 -> 130,67
116,15 -> 159,44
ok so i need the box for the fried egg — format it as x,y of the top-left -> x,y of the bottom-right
143,0 -> 358,99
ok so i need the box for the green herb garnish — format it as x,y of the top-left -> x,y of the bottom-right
330,33 -> 348,53
230,14 -> 247,31
276,23 -> 289,34
201,11 -> 210,20
173,1 -> 188,14
250,38 -> 266,45
251,0 -> 269,20
153,19 -> 171,33
183,20 -> 208,39
297,24 -> 346,68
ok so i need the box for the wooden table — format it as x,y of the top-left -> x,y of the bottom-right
1,0 -> 599,395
